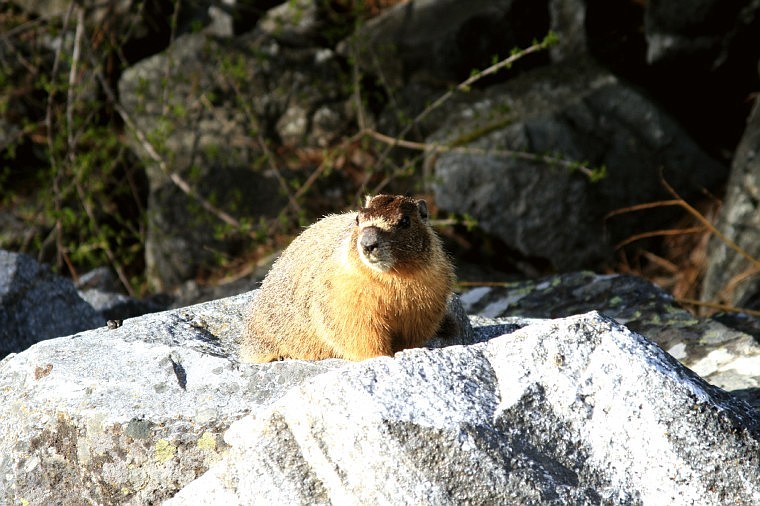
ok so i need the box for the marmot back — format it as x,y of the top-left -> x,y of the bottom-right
241,194 -> 455,362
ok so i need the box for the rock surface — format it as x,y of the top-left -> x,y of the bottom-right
0,292 -> 347,505
0,250 -> 103,358
2,276 -> 759,504
0,286 -> 473,505
166,312 -> 759,505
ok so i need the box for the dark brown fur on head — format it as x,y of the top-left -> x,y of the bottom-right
354,195 -> 433,273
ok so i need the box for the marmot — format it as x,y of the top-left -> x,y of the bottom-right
241,194 -> 455,362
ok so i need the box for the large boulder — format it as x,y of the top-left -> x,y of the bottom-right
701,100 -> 760,308
427,56 -> 727,270
0,292 -> 348,505
167,312 -> 759,504
0,289 -> 472,505
0,250 -> 103,358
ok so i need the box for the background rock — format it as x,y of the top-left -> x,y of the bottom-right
0,250 -> 103,358
702,99 -> 760,308
345,0 -> 549,88
166,312 -> 760,505
257,0 -> 356,47
644,0 -> 760,69
428,56 -> 726,270
16,0 -> 274,42
549,0 -> 587,61
75,266 -> 169,321
119,31 -> 353,291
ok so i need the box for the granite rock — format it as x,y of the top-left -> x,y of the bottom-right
167,312 -> 760,505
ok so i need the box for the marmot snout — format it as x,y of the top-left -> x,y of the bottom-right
241,194 -> 455,363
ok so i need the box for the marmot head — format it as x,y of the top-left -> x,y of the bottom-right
354,194 -> 433,273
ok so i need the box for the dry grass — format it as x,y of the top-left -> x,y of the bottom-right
610,175 -> 760,316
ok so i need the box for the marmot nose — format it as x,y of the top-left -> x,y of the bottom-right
360,227 -> 380,254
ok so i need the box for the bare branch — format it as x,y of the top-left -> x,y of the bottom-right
45,0 -> 76,270
93,68 -> 244,231
364,128 -> 597,179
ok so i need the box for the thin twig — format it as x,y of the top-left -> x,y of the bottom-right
718,266 -> 760,303
74,181 -> 136,296
161,0 -> 182,117
605,200 -> 683,219
293,131 -> 366,203
677,297 -> 760,317
66,6 -> 84,155
457,281 -> 513,287
61,10 -> 136,295
614,226 -> 705,249
351,43 -> 367,132
414,42 -> 548,129
639,250 -> 679,273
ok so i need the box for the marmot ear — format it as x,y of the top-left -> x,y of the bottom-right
364,195 -> 374,207
416,199 -> 429,222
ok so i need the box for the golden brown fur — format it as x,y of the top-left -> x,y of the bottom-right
241,194 -> 455,362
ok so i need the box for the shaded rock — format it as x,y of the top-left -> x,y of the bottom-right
639,0 -> 760,156
343,0 -> 550,88
702,99 -> 760,308
258,0 -> 321,45
118,31 -> 353,291
644,0 -> 760,68
0,250 -> 103,358
77,288 -> 169,322
75,266 -> 125,293
460,271 -> 760,405
17,0 -> 132,25
166,312 -> 760,505
428,56 -> 726,270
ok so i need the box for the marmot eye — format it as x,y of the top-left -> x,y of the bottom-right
399,216 -> 411,228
